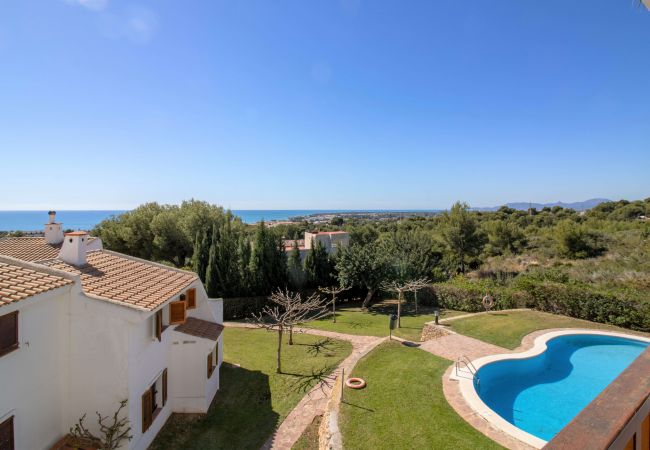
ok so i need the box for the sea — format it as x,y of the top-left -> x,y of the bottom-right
0,209 -> 438,231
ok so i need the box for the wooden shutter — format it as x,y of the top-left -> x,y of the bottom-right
0,416 -> 13,450
162,369 -> 168,407
187,288 -> 196,309
169,300 -> 186,325
0,312 -> 18,357
207,352 -> 214,378
155,310 -> 162,342
142,389 -> 153,433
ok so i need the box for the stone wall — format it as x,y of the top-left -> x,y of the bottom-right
420,322 -> 452,341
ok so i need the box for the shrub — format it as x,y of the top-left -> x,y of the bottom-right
429,275 -> 649,332
554,220 -> 606,259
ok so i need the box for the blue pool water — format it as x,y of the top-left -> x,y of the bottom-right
476,334 -> 648,441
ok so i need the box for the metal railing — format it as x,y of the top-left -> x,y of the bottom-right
455,355 -> 480,386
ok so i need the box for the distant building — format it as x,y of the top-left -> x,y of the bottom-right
0,212 -> 223,450
284,231 -> 350,259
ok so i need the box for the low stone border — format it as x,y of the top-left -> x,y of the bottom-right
318,337 -> 387,450
455,329 -> 650,449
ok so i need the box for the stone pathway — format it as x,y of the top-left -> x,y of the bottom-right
224,322 -> 384,450
419,330 -> 511,362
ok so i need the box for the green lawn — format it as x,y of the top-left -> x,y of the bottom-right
340,341 -> 503,450
150,328 -> 352,450
304,301 -> 463,341
449,310 -> 649,349
292,415 -> 321,450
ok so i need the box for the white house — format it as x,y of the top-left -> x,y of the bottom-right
0,212 -> 223,450
284,231 -> 350,259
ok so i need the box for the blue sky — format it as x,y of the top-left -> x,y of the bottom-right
1,0 -> 648,210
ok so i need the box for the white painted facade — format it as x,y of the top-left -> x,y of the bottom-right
0,222 -> 223,450
304,231 -> 350,255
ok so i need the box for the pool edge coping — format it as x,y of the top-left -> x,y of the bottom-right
453,329 -> 650,449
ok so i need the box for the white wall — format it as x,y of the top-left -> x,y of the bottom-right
127,280 -> 222,450
0,288 -> 72,450
127,310 -> 173,450
66,290 -> 133,448
0,266 -> 223,450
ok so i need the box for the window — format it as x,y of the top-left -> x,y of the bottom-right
154,310 -> 163,342
207,352 -> 213,378
169,300 -> 186,325
207,344 -> 218,378
186,288 -> 196,309
141,369 -> 167,433
0,312 -> 18,358
0,416 -> 13,450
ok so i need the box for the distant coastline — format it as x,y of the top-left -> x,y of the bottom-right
0,209 -> 443,231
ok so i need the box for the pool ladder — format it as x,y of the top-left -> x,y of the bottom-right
456,355 -> 480,387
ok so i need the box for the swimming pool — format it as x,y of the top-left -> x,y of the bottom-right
464,331 -> 649,446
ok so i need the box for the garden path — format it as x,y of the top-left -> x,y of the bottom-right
224,322 -> 385,450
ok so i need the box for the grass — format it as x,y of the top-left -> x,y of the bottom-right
291,415 -> 322,450
340,341 -> 503,450
150,328 -> 352,450
449,310 -> 649,349
304,300 -> 463,341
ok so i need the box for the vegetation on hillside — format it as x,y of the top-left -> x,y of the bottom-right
93,198 -> 650,330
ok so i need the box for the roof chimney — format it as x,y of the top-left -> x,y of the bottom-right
44,211 -> 64,245
59,231 -> 88,266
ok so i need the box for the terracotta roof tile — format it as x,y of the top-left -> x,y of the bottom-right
175,317 -> 224,341
0,262 -> 73,307
0,237 -> 62,261
42,250 -> 197,311
0,236 -> 98,262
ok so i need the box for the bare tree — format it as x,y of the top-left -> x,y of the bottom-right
405,278 -> 430,314
251,289 -> 330,373
319,285 -> 350,323
381,278 -> 430,328
69,399 -> 132,450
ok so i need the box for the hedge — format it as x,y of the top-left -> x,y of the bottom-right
223,296 -> 270,320
428,277 -> 649,332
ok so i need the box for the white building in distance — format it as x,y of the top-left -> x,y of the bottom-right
284,230 -> 350,259
0,212 -> 223,450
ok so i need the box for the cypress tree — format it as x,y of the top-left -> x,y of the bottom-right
288,241 -> 304,289
192,229 -> 210,282
237,235 -> 252,296
304,240 -> 330,287
249,221 -> 268,294
205,226 -> 220,298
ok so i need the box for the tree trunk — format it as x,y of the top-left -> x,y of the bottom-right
277,327 -> 283,373
288,324 -> 293,345
397,291 -> 402,328
414,290 -> 418,314
332,294 -> 337,323
362,288 -> 376,309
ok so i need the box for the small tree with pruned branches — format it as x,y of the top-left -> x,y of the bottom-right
381,278 -> 430,328
319,284 -> 350,323
69,399 -> 132,450
251,289 -> 330,373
